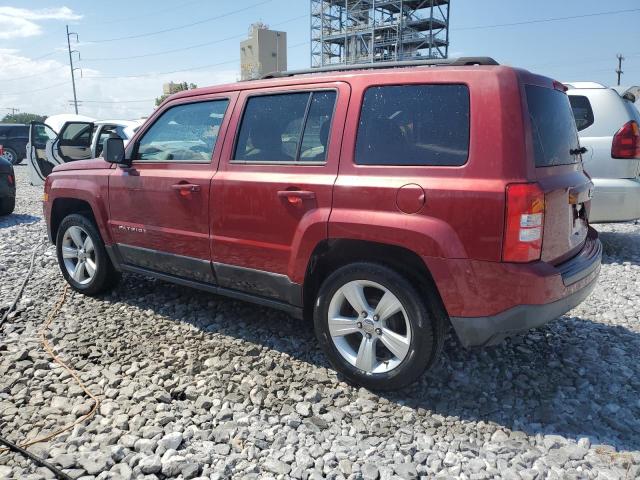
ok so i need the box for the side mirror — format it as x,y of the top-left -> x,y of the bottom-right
103,137 -> 129,166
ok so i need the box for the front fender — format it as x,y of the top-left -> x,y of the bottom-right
48,173 -> 112,244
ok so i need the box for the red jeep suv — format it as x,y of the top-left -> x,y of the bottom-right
43,58 -> 601,390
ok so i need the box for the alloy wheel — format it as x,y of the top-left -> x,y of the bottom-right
327,280 -> 412,374
61,225 -> 96,285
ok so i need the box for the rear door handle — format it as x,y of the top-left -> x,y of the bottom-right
277,190 -> 316,205
172,183 -> 201,193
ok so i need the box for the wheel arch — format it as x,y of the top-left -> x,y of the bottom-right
303,238 -> 449,324
50,197 -> 99,245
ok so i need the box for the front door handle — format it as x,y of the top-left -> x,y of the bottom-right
277,190 -> 316,206
172,183 -> 201,196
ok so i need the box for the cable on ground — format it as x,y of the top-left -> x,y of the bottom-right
0,247 -> 101,479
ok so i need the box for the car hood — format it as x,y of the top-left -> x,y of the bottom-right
53,158 -> 112,172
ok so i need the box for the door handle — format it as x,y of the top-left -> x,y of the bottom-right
277,190 -> 316,206
172,183 -> 201,195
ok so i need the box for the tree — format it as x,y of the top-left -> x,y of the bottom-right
155,82 -> 197,106
2,112 -> 47,124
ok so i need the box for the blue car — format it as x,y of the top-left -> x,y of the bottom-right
0,154 -> 16,215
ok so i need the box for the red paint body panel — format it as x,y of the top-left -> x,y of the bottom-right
43,64 -> 598,322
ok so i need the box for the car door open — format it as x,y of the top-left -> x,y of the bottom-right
27,121 -> 58,185
54,121 -> 94,163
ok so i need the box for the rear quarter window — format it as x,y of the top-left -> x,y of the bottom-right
355,84 -> 470,166
568,95 -> 595,131
526,85 -> 580,167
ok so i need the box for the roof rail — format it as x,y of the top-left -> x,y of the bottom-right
261,57 -> 499,79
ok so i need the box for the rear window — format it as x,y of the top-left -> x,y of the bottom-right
526,85 -> 580,167
568,95 -> 595,131
355,84 -> 470,166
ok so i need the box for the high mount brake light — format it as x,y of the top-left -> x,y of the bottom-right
503,183 -> 545,263
611,121 -> 640,159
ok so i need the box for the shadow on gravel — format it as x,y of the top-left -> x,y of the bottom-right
599,227 -> 640,266
0,213 -> 40,229
108,273 -> 640,452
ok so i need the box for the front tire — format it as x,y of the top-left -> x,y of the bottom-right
314,262 -> 444,390
0,197 -> 15,216
56,213 -> 120,295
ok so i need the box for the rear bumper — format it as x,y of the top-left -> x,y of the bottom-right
589,177 -> 640,223
446,228 -> 602,347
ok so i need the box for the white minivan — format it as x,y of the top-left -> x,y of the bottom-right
565,83 -> 640,223
27,114 -> 143,186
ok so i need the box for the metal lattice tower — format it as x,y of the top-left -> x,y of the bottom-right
310,0 -> 450,67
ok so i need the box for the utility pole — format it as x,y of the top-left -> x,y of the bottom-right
616,54 -> 624,86
1,107 -> 19,115
66,25 -> 80,114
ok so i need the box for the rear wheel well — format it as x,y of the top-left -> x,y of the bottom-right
303,239 -> 448,323
50,198 -> 96,244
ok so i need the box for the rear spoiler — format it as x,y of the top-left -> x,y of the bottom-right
613,86 -> 640,103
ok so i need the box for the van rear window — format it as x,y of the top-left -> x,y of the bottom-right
526,85 -> 580,167
355,84 -> 470,166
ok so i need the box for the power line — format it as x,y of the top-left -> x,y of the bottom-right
0,65 -> 67,82
73,99 -> 155,104
454,8 -> 640,31
84,0 -> 275,43
81,14 -> 307,62
0,81 -> 69,96
83,41 -> 308,79
1,51 -> 60,70
88,0 -> 211,26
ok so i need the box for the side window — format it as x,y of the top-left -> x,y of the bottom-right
61,123 -> 93,147
136,99 -> 229,162
96,126 -> 122,157
355,84 -> 470,166
234,91 -> 337,163
300,91 -> 337,161
568,95 -> 595,131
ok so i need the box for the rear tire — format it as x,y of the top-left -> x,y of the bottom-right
2,147 -> 20,165
314,262 -> 444,390
0,197 -> 15,216
56,213 -> 120,295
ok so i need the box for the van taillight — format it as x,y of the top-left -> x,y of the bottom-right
0,145 -> 3,157
503,183 -> 545,263
611,121 -> 640,159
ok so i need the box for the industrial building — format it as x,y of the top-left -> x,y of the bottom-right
310,0 -> 450,67
240,22 -> 287,80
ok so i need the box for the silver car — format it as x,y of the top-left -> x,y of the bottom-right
565,82 -> 640,223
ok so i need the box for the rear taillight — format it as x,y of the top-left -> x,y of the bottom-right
0,145 -> 3,157
503,183 -> 545,263
611,121 -> 640,159
7,174 -> 14,185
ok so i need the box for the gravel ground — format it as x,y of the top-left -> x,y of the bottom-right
1,164 -> 639,480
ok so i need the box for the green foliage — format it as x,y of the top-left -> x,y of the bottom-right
1,112 -> 47,124
155,82 -> 198,106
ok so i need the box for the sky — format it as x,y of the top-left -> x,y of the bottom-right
0,0 -> 638,120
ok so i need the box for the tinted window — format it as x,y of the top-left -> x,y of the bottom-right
355,85 -> 470,166
96,126 -> 125,157
137,100 -> 229,162
234,91 -> 337,163
300,91 -> 337,161
61,123 -> 92,146
569,95 -> 595,131
526,85 -> 580,167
